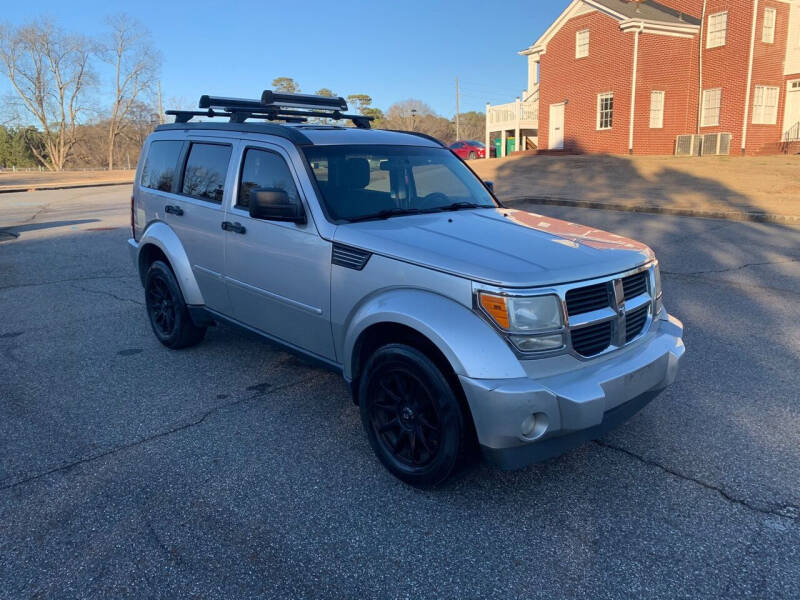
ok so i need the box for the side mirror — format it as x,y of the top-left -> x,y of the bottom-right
484,180 -> 494,193
249,188 -> 306,224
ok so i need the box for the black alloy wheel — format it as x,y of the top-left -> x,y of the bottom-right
359,344 -> 465,486
144,260 -> 206,349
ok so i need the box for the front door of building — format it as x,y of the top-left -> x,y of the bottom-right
549,103 -> 565,150
784,80 -> 800,139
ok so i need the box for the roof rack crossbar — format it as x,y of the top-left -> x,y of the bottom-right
168,91 -> 374,128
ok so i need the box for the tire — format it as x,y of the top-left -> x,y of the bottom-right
468,151 -> 477,160
359,344 -> 465,487
144,260 -> 206,349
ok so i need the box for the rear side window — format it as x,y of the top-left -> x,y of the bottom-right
237,148 -> 300,209
181,143 -> 232,203
140,140 -> 182,191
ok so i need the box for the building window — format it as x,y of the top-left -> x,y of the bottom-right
706,12 -> 728,48
762,7 -> 776,43
597,92 -> 614,130
701,88 -> 722,127
649,91 -> 665,129
576,29 -> 589,58
752,85 -> 780,124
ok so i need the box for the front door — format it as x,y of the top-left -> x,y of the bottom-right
549,103 -> 565,150
223,143 -> 335,360
784,80 -> 800,139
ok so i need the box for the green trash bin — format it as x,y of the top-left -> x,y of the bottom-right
506,137 -> 516,155
493,139 -> 502,158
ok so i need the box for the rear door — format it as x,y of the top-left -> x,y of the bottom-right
222,141 -> 335,360
157,138 -> 234,312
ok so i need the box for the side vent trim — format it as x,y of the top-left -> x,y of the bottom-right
332,244 -> 371,271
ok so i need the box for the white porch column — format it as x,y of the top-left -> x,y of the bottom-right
485,102 -> 491,159
501,130 -> 507,157
514,97 -> 521,153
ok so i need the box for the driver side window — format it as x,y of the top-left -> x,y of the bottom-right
237,148 -> 300,209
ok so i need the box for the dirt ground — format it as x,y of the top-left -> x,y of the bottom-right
470,154 -> 800,217
0,170 -> 135,192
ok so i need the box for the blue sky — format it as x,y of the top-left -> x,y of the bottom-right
1,0 -> 567,118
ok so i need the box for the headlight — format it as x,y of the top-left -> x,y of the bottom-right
653,261 -> 663,314
479,292 -> 563,333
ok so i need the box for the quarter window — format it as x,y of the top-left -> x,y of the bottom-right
649,91 -> 665,129
701,88 -> 722,127
707,12 -> 728,48
237,148 -> 300,209
762,7 -> 776,44
181,143 -> 232,203
752,85 -> 780,124
576,29 -> 589,59
597,92 -> 614,130
140,140 -> 183,192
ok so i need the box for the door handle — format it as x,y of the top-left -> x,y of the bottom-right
221,221 -> 246,234
165,204 -> 183,216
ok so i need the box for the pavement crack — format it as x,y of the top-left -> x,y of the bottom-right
70,284 -> 144,305
662,256 -> 800,276
0,274 -> 135,292
595,440 -> 799,522
0,379 -> 305,492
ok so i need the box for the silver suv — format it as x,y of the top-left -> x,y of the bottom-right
129,91 -> 685,486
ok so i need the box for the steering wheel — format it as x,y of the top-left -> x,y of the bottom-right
417,192 -> 449,210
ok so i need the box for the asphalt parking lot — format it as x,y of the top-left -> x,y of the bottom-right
1,185 -> 799,599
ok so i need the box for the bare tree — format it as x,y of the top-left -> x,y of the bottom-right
96,14 -> 159,170
0,20 -> 94,170
272,77 -> 299,93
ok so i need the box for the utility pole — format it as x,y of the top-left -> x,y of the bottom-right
455,76 -> 461,141
157,81 -> 164,124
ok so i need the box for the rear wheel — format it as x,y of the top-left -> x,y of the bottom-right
144,260 -> 205,349
468,151 -> 477,160
359,344 -> 465,486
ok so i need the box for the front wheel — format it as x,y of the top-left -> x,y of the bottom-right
359,344 -> 465,487
144,260 -> 206,349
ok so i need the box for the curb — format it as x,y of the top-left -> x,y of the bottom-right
0,180 -> 134,195
506,196 -> 800,225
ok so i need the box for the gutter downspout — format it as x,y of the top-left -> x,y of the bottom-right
697,0 -> 707,134
629,23 -> 643,154
742,0 -> 760,155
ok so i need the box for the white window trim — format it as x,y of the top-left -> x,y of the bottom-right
575,29 -> 589,59
701,88 -> 722,127
649,91 -> 665,129
752,85 -> 780,124
706,12 -> 728,49
597,92 -> 614,130
762,7 -> 776,44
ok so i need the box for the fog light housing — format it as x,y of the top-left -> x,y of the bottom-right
509,333 -> 564,353
521,412 -> 549,440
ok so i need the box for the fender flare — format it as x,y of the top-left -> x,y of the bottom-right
136,221 -> 205,306
342,289 -> 525,381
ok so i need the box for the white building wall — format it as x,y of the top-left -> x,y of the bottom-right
786,1 -> 800,75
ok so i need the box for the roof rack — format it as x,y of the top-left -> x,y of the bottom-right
165,90 -> 374,129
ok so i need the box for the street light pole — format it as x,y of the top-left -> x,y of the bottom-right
455,76 -> 460,141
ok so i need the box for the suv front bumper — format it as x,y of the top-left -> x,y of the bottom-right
459,313 -> 685,470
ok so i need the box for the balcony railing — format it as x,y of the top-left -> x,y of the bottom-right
486,98 -> 538,129
784,121 -> 800,142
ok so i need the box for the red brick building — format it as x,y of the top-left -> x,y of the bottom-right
486,0 -> 800,156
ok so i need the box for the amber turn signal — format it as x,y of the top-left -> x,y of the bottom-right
479,293 -> 510,329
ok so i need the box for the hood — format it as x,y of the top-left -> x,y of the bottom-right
333,208 -> 654,287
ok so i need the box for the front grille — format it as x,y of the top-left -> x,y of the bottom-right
565,282 -> 611,315
622,271 -> 647,299
625,305 -> 649,342
571,321 -> 613,357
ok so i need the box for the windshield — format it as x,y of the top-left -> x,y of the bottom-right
303,145 -> 497,222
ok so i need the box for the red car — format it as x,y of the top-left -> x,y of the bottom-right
449,140 -> 486,160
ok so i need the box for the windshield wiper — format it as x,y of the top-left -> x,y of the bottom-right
434,201 -> 487,212
347,208 -> 422,223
